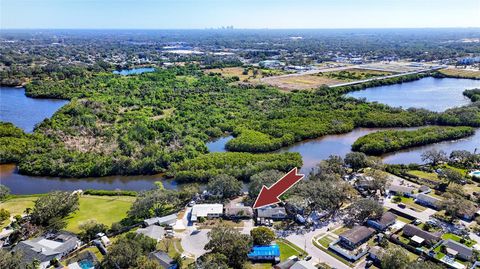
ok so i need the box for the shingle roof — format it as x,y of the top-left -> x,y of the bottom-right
339,226 -> 375,245
373,212 -> 397,226
148,250 -> 175,269
144,214 -> 177,226
225,204 -> 253,217
14,232 -> 79,265
402,224 -> 441,243
443,239 -> 473,259
388,184 -> 414,194
416,193 -> 441,205
257,206 -> 287,218
136,225 -> 165,241
290,260 -> 317,269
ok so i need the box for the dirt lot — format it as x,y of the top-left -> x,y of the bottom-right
262,74 -> 343,91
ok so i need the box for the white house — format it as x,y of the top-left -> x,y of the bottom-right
190,204 -> 223,222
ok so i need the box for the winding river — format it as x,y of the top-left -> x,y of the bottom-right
1,77 -> 479,194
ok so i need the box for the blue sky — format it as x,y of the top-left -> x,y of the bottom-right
1,0 -> 479,29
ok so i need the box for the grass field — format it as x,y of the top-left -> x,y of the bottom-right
277,239 -> 307,261
64,195 -> 135,233
397,196 -> 427,212
407,170 -> 440,181
0,196 -> 37,229
439,68 -> 480,79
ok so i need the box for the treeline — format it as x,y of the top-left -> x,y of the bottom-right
352,126 -> 475,155
464,89 -> 480,102
168,152 -> 302,182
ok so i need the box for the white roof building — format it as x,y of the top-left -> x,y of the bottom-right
191,204 -> 223,222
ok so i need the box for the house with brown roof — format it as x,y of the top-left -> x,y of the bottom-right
402,224 -> 441,246
224,203 -> 253,219
338,226 -> 375,250
367,212 -> 397,231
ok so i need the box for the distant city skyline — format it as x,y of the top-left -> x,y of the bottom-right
1,0 -> 479,29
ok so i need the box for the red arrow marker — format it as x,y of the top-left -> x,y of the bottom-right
253,167 -> 304,209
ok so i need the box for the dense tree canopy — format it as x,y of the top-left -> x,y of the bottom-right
30,191 -> 79,230
205,225 -> 252,269
352,126 -> 475,155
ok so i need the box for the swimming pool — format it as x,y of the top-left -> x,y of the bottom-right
78,259 -> 95,269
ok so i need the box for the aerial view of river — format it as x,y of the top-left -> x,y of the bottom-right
1,77 -> 479,193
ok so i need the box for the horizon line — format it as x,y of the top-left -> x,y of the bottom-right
1,26 -> 480,31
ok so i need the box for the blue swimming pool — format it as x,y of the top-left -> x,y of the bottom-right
78,259 -> 95,269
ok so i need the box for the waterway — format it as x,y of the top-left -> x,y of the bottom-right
113,67 -> 156,76
1,77 -> 479,193
346,77 -> 480,112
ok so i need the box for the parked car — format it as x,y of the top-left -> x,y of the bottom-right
398,203 -> 406,208
304,256 -> 312,261
188,200 -> 196,207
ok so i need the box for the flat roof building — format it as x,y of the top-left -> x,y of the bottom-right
191,204 -> 223,222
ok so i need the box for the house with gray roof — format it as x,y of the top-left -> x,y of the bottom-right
143,213 -> 177,227
402,224 -> 441,246
442,239 -> 474,261
338,226 -> 375,250
257,206 -> 287,220
136,225 -> 165,242
14,232 -> 80,269
415,193 -> 442,209
148,250 -> 178,269
388,184 -> 415,197
224,203 -> 253,219
367,212 -> 397,231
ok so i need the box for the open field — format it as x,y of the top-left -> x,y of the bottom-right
0,196 -> 37,229
439,68 -> 480,79
316,68 -> 393,81
204,67 -> 289,83
65,195 -> 135,233
407,170 -> 440,181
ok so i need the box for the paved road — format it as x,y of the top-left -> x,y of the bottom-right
286,223 -> 351,269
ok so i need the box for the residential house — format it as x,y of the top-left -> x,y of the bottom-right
442,239 -> 474,261
402,224 -> 441,246
14,232 -> 81,269
338,226 -> 375,250
290,260 -> 317,269
143,213 -> 178,227
257,206 -> 288,220
388,184 -> 415,197
415,193 -> 442,209
368,246 -> 385,262
136,225 -> 165,242
148,250 -> 178,269
247,245 -> 281,263
367,212 -> 397,231
224,203 -> 253,219
190,204 -> 223,222
274,256 -> 298,269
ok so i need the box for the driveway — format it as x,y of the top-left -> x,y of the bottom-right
180,228 -> 210,258
286,222 -> 351,269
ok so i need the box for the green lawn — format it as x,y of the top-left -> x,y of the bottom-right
441,233 -> 477,247
0,196 -> 37,229
65,195 -> 135,233
398,196 -> 426,212
407,170 -> 440,181
318,235 -> 335,248
277,239 -> 306,261
332,226 -> 349,235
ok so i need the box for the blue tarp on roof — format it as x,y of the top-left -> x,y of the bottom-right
247,245 -> 280,258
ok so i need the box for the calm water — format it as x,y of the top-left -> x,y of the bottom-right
113,67 -> 156,75
0,164 -> 178,194
346,77 -> 480,112
206,128 -> 479,174
206,136 -> 234,152
0,87 -> 68,133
